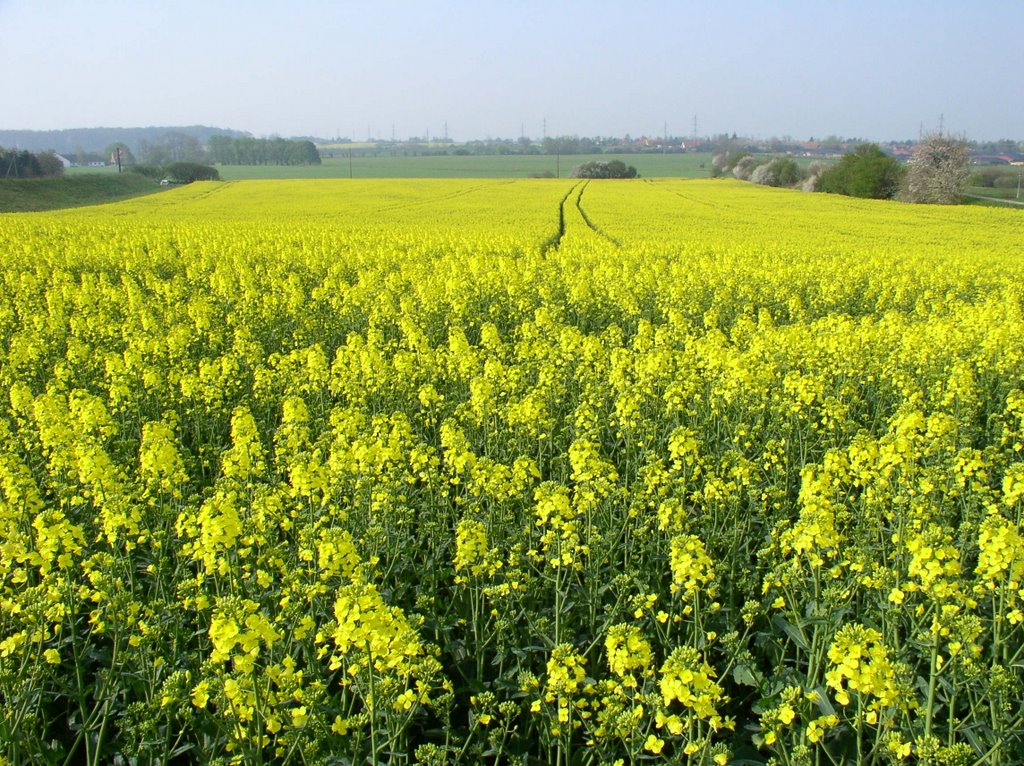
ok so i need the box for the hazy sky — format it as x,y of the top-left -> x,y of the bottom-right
2,0 -> 1021,141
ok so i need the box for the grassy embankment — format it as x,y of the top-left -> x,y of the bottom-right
0,173 -> 163,212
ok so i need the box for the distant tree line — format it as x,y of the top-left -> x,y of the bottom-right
320,134 -> 712,160
713,135 -> 972,204
0,126 -> 248,155
131,133 -> 321,167
207,136 -> 321,165
138,133 -> 204,165
1,148 -> 65,178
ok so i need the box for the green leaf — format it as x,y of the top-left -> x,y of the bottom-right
732,664 -> 763,688
771,614 -> 810,652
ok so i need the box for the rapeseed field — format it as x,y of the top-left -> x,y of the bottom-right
1,179 -> 1022,764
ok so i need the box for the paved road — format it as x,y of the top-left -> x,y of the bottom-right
965,194 -> 1024,207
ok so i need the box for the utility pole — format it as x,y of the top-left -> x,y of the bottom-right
348,149 -> 353,179
543,117 -> 547,141
1017,167 -> 1021,200
116,146 -> 122,173
4,143 -> 20,178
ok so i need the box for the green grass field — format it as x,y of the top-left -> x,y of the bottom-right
215,152 -> 716,180
0,174 -> 164,212
966,184 -> 1022,200
66,153 -> 716,180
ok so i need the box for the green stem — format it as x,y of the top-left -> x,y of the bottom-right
924,630 -> 939,740
856,695 -> 863,765
366,642 -> 378,765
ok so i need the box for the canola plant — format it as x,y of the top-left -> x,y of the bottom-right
0,178 -> 1022,765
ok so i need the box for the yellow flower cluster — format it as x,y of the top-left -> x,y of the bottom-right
669,534 -> 716,599
330,582 -> 425,673
534,482 -> 582,568
540,644 -> 589,731
825,623 -> 909,710
209,598 -> 280,671
659,646 -> 727,726
904,529 -> 963,601
780,464 -> 843,568
604,623 -> 653,682
975,511 -> 1024,592
453,518 -> 501,579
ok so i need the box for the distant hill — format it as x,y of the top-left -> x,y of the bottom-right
0,126 -> 250,154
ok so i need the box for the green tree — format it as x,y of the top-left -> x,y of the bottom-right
206,135 -> 233,164
35,151 -> 65,177
772,157 -> 803,187
816,144 -> 903,199
1,148 -> 42,178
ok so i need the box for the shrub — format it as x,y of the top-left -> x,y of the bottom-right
732,156 -> 758,181
718,151 -> 751,171
816,144 -> 903,199
35,151 -> 65,178
969,167 -> 1005,188
571,161 -> 638,179
750,163 -> 775,186
130,164 -> 166,181
748,157 -> 804,188
164,162 -> 220,183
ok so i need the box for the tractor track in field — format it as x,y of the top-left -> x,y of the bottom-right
643,177 -> 721,208
545,180 -> 621,253
543,181 -> 582,253
372,181 -> 507,215
574,181 -> 621,247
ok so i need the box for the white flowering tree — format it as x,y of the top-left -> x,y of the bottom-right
902,133 -> 971,204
